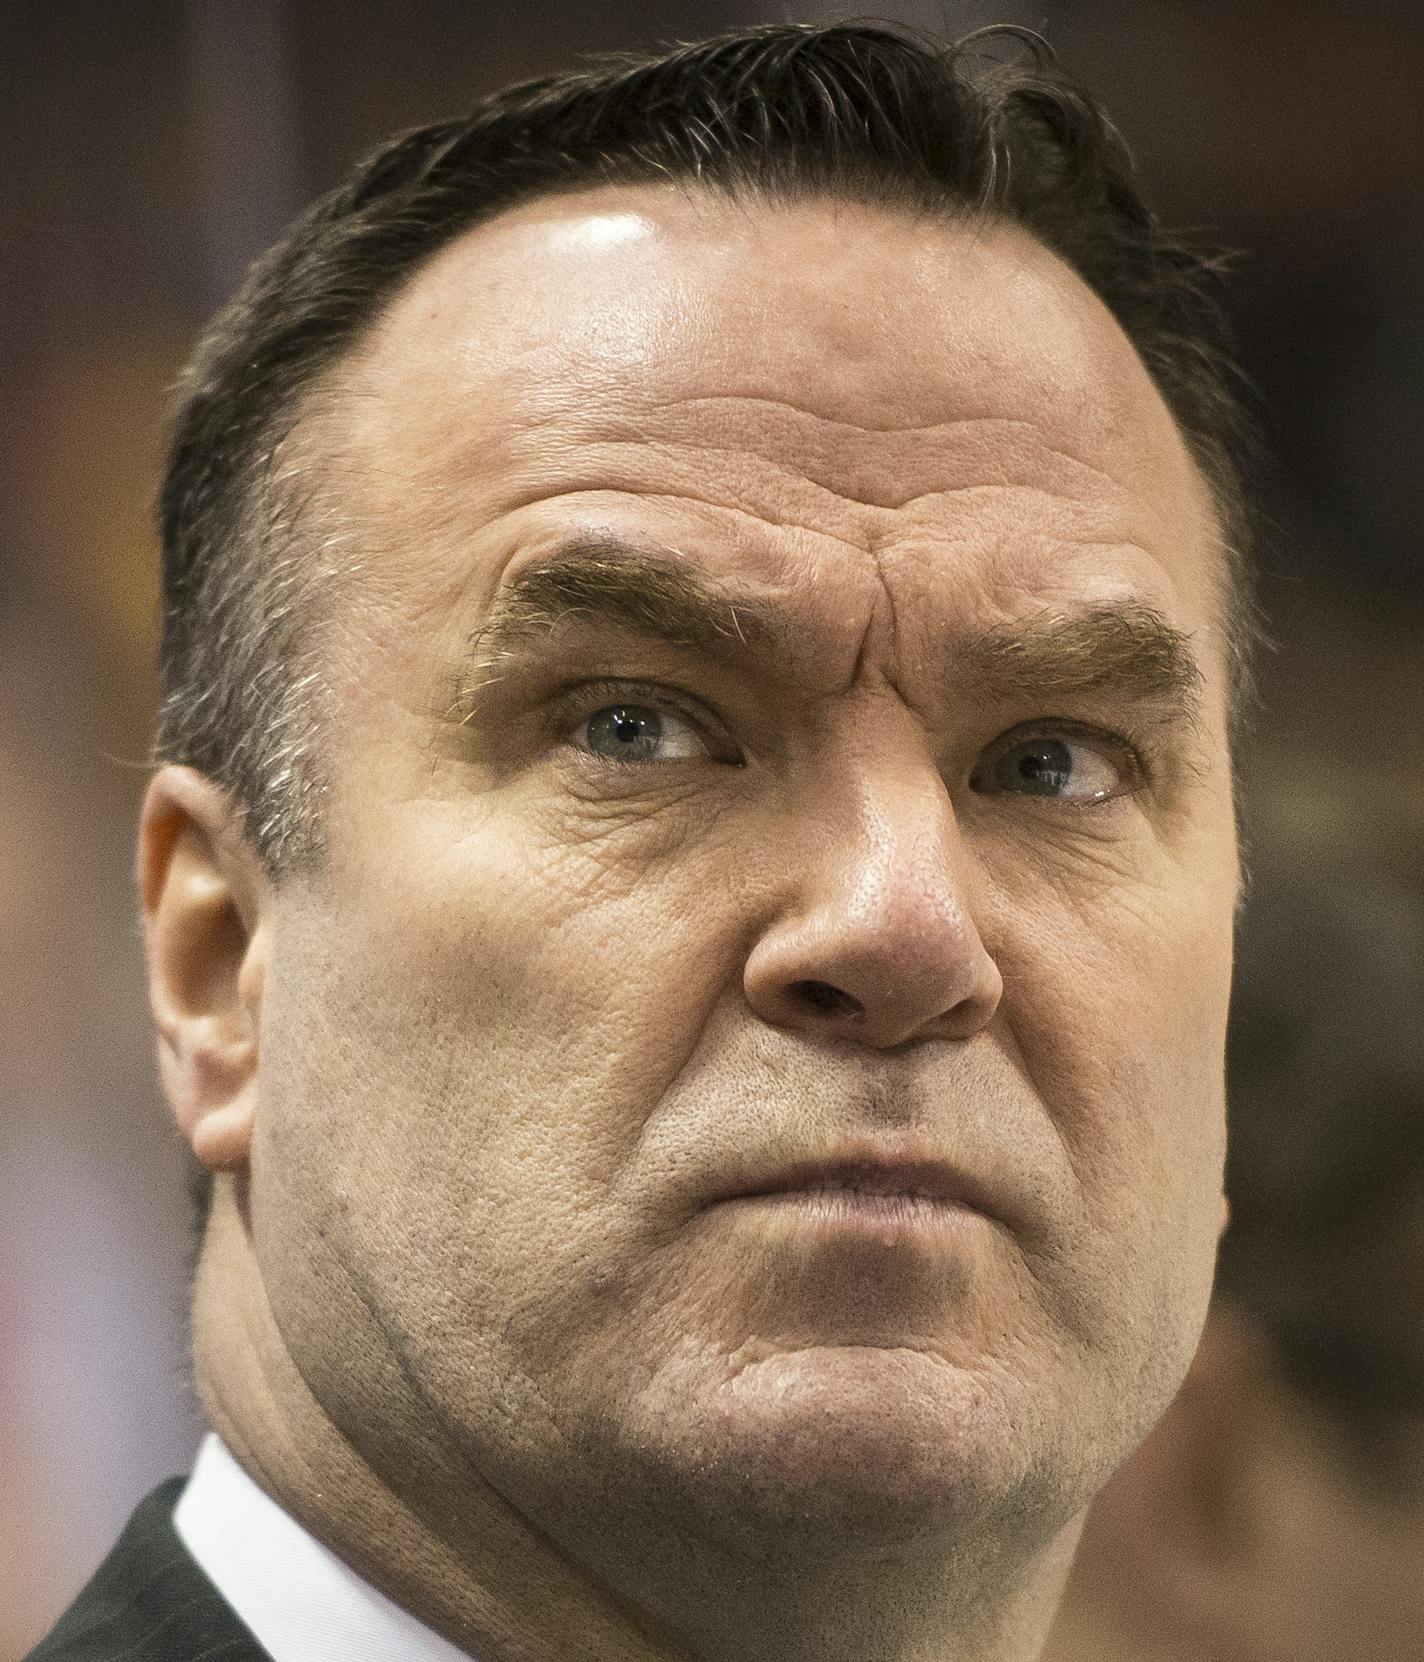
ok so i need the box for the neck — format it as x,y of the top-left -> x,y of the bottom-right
193,1185 -> 1080,1662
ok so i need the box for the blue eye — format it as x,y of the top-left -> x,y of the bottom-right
975,732 -> 1127,802
578,703 -> 709,764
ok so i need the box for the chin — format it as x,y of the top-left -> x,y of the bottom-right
616,1340 -> 1083,1556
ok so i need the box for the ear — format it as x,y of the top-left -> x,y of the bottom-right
138,765 -> 272,1174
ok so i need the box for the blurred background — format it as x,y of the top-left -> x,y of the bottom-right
2,2 -> 1420,1657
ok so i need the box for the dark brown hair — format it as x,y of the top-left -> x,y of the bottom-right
157,20 -> 1255,874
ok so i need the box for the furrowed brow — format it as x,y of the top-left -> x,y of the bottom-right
473,543 -> 781,665
466,548 -> 1202,726
955,606 -> 1206,726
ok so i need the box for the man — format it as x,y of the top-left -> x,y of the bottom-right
1044,829 -> 1424,1662
31,22 -> 1250,1662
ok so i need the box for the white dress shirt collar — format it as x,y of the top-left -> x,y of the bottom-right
174,1432 -> 477,1662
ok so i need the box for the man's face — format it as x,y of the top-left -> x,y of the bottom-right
246,188 -> 1237,1564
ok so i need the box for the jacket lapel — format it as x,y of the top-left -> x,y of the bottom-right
25,1478 -> 271,1662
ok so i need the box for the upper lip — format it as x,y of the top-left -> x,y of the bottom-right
715,1152 -> 1001,1220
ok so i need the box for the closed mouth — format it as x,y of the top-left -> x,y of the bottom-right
725,1157 -> 995,1218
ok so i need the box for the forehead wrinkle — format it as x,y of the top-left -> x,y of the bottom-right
427,436 -> 1168,584
575,395 -> 1164,525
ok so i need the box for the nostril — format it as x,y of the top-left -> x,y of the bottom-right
793,979 -> 865,1018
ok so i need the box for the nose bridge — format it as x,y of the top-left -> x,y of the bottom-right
743,744 -> 1003,1048
828,760 -> 967,945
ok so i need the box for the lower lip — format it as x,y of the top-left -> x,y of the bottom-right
720,1187 -> 986,1237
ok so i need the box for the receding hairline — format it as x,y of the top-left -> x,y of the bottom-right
301,176 -> 1225,547
278,179 -> 1235,763
302,177 -> 1236,628
325,175 -> 1170,411
156,21 -> 1257,884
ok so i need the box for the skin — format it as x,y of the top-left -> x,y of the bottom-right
1047,1224 -> 1424,1662
140,186 -> 1239,1662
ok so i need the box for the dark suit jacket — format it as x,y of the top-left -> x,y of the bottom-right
24,1480 -> 270,1662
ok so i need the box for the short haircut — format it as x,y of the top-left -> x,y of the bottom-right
157,20 -> 1256,876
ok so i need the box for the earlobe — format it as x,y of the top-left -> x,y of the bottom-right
189,1097 -> 258,1172
139,766 -> 271,1176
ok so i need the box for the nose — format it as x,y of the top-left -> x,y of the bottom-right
742,771 -> 1002,1049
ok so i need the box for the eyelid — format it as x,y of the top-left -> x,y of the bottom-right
972,718 -> 1151,801
553,677 -> 742,763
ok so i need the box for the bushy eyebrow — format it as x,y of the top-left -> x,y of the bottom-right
475,541 -> 781,659
957,605 -> 1205,726
469,539 -> 1204,726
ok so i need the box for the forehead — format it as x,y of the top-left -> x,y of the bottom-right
324,182 -> 1220,657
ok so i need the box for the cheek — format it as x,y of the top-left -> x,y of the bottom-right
986,851 -> 1233,1364
988,818 -> 1234,1174
251,805 -> 740,1322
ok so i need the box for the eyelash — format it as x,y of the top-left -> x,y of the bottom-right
550,678 -> 1155,797
975,718 -> 1155,802
552,678 -> 736,763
